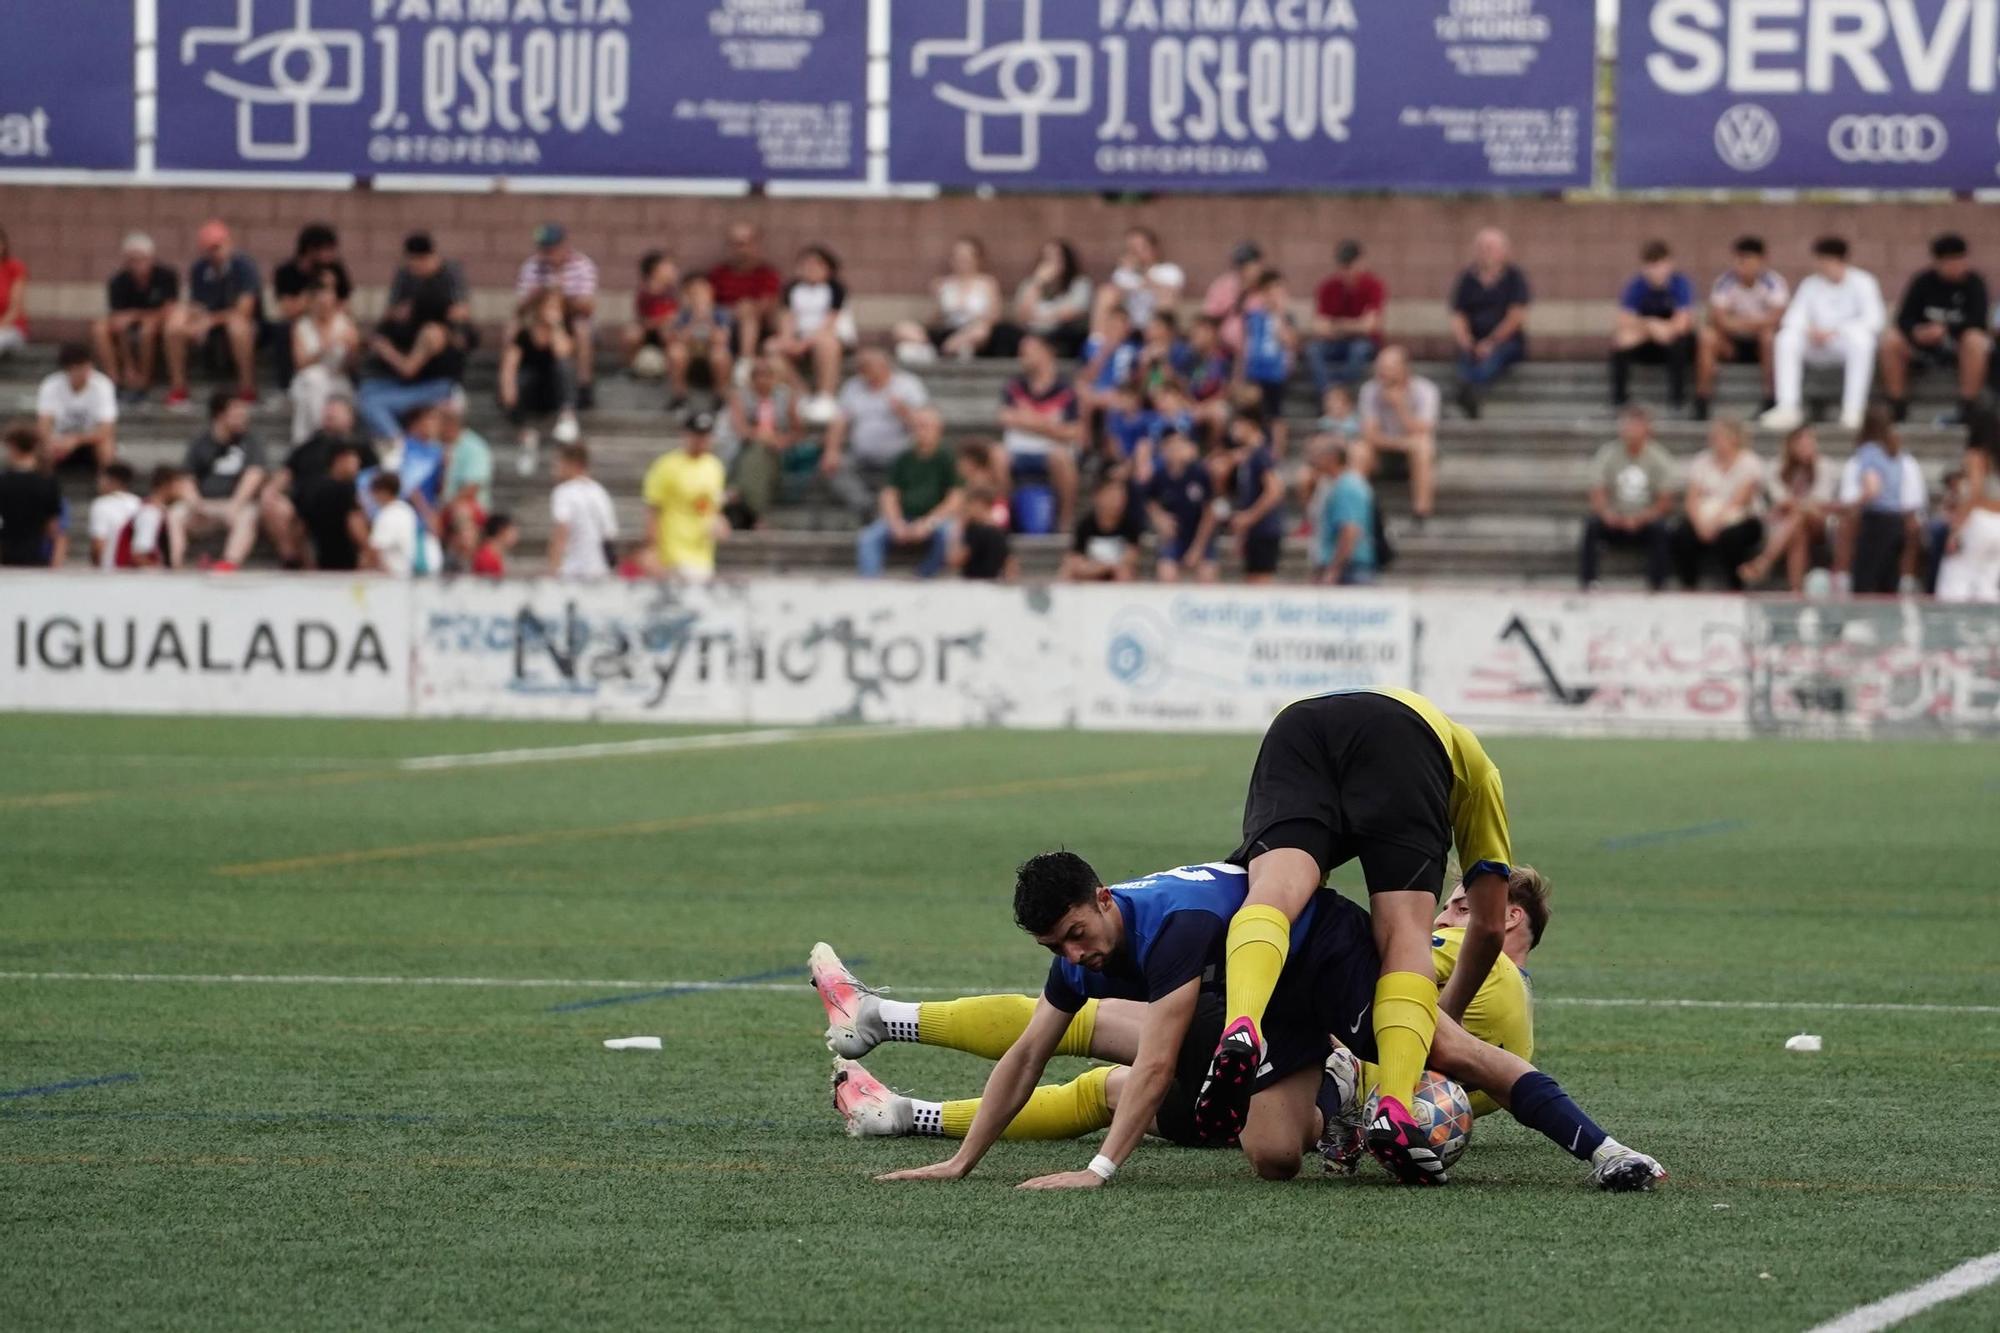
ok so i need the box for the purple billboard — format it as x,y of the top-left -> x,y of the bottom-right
154,0 -> 865,179
1619,0 -> 2000,189
0,0 -> 135,172
888,0 -> 1595,191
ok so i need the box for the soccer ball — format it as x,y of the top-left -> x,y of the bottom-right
631,344 -> 668,380
1410,1070 -> 1475,1169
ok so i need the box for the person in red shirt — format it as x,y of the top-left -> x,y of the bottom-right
0,226 -> 27,358
707,222 -> 782,362
622,251 -> 680,376
471,512 -> 517,576
1308,239 -> 1386,398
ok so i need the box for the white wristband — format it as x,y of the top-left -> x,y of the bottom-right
1087,1154 -> 1117,1182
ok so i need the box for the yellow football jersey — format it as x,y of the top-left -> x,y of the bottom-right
1434,924 -> 1535,1117
1374,688 -> 1514,875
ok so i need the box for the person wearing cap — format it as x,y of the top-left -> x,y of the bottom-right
642,410 -> 729,581
516,223 -> 600,410
92,232 -> 180,403
1880,233 -> 1990,426
165,220 -> 263,409
1201,240 -> 1266,354
1309,239 -> 1386,397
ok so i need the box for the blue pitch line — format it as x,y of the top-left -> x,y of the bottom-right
1600,819 -> 1747,851
0,1072 -> 139,1100
544,962 -> 822,1013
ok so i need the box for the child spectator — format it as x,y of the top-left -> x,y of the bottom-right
1611,240 -> 1698,410
87,462 -> 141,570
664,274 -> 734,410
723,354 -> 801,529
1200,241 -> 1265,353
515,224 -> 600,409
1077,306 -> 1139,418
548,442 -> 618,580
1238,271 -> 1296,427
367,470 -> 440,577
440,395 -> 493,521
500,288 -> 581,477
1146,430 -> 1220,582
0,425 -> 61,568
952,484 -> 1015,580
36,342 -> 119,471
472,513 -> 518,577
775,246 -> 854,424
93,233 -> 179,402
0,225 -> 25,359
1313,440 -> 1380,585
1227,413 -> 1286,583
1317,384 -> 1361,441
955,440 -> 1012,531
623,251 -> 680,377
1102,380 -> 1158,475
119,465 -> 191,570
895,237 -> 1002,364
1062,473 -> 1145,582
1136,311 -> 1194,396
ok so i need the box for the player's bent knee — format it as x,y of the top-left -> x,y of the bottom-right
1242,1143 -> 1302,1181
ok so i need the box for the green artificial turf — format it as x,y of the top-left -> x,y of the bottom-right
3,715 -> 1997,1330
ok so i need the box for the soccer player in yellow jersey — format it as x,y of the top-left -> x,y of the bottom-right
1197,688 -> 1514,1185
640,409 -> 727,579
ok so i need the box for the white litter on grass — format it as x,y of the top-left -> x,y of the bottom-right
1785,1033 -> 1824,1052
602,1037 -> 663,1052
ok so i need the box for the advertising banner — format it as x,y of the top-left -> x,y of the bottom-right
1618,0 -> 2000,189
1748,598 -> 2000,738
411,579 -> 1070,727
153,0 -> 866,179
1416,592 -> 1752,737
0,1 -> 136,172
889,0 -> 1594,190
0,574 -> 411,716
1068,586 -> 1412,732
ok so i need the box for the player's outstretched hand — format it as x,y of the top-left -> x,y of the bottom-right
875,1159 -> 969,1183
1016,1169 -> 1104,1192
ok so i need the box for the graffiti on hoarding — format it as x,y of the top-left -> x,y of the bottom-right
1748,600 -> 2000,737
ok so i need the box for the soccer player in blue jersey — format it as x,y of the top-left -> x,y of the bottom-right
850,853 -> 1664,1190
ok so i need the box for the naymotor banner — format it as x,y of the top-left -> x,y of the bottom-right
153,0 -> 866,179
889,0 -> 1594,190
0,1 -> 135,172
1618,0 -> 2000,189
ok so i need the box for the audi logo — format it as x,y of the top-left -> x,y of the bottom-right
1828,114 -> 1948,164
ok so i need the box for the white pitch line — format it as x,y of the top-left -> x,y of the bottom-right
394,725 -> 912,772
1803,1249 -> 2000,1333
2,971 -> 1999,1015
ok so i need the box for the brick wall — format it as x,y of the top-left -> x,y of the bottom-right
0,184 -> 1987,350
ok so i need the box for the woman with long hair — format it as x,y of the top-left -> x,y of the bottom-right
1936,408 -> 2000,601
1011,239 -> 1092,359
1737,424 -> 1836,591
895,236 -> 1003,364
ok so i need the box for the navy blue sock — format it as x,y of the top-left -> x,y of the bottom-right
1509,1071 -> 1607,1161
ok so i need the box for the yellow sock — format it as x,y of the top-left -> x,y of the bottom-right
1223,904 -> 1293,1030
940,1065 -> 1114,1140
1372,971 -> 1439,1107
914,996 -> 1098,1060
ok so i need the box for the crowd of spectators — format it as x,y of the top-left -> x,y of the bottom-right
1,210 -> 1997,602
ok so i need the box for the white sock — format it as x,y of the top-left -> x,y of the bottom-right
910,1099 -> 945,1136
879,999 -> 922,1043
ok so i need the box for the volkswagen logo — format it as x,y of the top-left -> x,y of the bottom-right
1828,114 -> 1947,164
1714,103 -> 1780,172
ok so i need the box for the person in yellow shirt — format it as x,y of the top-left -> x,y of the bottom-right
641,410 -> 728,579
1198,687 -> 1514,1186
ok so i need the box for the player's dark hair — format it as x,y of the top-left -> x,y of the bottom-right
1510,865 -> 1552,948
104,461 -> 135,489
58,342 -> 92,369
1014,851 -> 1102,936
1812,235 -> 1850,260
1640,239 -> 1671,264
1932,232 -> 1969,260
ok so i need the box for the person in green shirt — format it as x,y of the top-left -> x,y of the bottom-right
1581,403 -> 1679,590
856,408 -> 961,578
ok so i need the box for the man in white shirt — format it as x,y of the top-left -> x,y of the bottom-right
36,343 -> 119,471
548,442 -> 618,580
87,463 -> 142,569
1357,345 -> 1441,522
1095,226 -> 1186,328
823,348 -> 930,518
367,470 -> 439,578
1760,237 -> 1884,432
